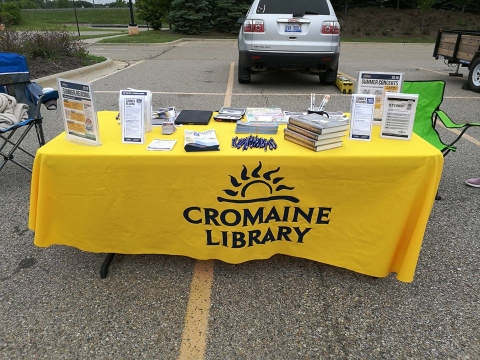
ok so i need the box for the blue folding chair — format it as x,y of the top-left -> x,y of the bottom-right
0,51 -> 59,172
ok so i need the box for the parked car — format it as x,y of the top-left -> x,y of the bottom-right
237,0 -> 341,84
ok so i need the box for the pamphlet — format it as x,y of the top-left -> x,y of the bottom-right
119,90 -> 152,144
57,78 -> 101,146
380,93 -> 418,140
147,139 -> 177,151
349,94 -> 375,141
184,129 -> 220,152
356,71 -> 404,121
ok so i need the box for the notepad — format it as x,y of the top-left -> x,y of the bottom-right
175,110 -> 212,125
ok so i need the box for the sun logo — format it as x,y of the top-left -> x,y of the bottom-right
217,161 -> 299,204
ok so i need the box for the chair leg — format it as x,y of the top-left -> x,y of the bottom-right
34,119 -> 46,146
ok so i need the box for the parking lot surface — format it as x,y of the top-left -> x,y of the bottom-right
1,41 -> 479,359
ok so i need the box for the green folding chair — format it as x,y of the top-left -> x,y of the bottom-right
402,80 -> 480,199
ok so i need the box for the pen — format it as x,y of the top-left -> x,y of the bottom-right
318,95 -> 330,111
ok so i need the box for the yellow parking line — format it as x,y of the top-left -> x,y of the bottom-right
178,260 -> 215,360
178,64 -> 236,360
224,62 -> 235,107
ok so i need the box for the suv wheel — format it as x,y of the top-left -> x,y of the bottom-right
238,56 -> 251,84
319,65 -> 338,85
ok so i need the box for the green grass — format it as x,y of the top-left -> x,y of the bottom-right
19,8 -> 137,29
341,36 -> 435,43
97,30 -> 237,44
18,8 -> 437,44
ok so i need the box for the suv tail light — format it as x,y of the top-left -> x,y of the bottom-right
322,21 -> 340,35
243,20 -> 265,33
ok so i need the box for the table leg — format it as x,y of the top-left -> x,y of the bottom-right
100,253 -> 116,279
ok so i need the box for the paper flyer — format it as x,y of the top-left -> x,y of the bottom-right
356,71 -> 404,121
349,94 -> 375,141
120,92 -> 146,144
57,78 -> 101,146
380,93 -> 418,140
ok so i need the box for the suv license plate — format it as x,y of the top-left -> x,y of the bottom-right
285,24 -> 302,33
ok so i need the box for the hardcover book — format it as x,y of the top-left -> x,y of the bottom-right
288,113 -> 349,134
286,123 -> 347,141
284,133 -> 343,152
284,128 -> 343,147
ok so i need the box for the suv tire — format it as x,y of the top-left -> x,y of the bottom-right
238,56 -> 251,84
319,65 -> 338,85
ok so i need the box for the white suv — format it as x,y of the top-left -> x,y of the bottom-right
237,0 -> 340,84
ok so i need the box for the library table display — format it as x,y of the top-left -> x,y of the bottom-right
29,111 -> 443,282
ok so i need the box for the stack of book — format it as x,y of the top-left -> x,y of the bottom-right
284,113 -> 349,152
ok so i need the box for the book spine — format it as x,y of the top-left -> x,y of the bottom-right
284,128 -> 318,147
284,134 -> 317,151
288,118 -> 323,134
286,123 -> 320,140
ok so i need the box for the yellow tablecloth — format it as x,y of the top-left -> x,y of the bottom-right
29,111 -> 443,282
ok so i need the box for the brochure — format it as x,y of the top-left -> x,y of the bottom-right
380,93 -> 418,140
356,71 -> 404,121
349,94 -> 375,141
119,90 -> 153,144
57,78 -> 101,146
184,129 -> 220,152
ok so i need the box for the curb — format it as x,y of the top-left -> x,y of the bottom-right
34,58 -> 114,88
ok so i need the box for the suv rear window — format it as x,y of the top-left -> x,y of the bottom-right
256,0 -> 331,16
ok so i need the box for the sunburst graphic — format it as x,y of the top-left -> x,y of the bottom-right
217,162 -> 299,204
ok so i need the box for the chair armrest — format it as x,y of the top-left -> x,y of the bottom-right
435,110 -> 480,129
39,90 -> 59,110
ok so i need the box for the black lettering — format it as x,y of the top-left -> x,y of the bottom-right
316,207 -> 331,224
204,208 -> 221,226
277,226 -> 292,241
232,232 -> 246,248
293,227 -> 312,243
264,207 -> 281,223
262,228 -> 277,243
243,207 -> 265,226
222,231 -> 229,247
292,207 -> 315,223
220,209 -> 241,226
248,230 -> 264,246
206,229 -> 219,245
183,207 -> 202,224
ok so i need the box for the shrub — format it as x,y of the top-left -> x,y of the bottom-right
0,27 -> 87,59
0,2 -> 22,25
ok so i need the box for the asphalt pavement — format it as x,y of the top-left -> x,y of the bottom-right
0,40 -> 479,359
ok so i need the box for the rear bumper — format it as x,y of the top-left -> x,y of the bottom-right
239,50 -> 339,71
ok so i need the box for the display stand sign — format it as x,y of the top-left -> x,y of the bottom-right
380,93 -> 418,141
57,78 -> 101,146
349,94 -> 375,141
119,90 -> 152,144
356,71 -> 404,121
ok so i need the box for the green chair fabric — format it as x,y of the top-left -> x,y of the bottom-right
402,80 -> 480,156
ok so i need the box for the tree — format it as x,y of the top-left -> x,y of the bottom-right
169,0 -> 212,35
417,0 -> 436,34
211,0 -> 249,33
453,0 -> 473,16
136,0 -> 172,30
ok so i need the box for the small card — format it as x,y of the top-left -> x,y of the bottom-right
147,139 -> 177,151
